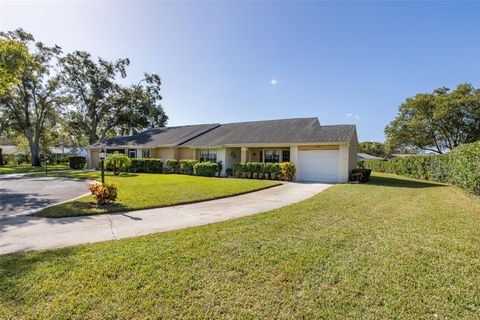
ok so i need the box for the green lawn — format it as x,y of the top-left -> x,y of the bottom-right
0,163 -> 70,174
2,173 -> 480,319
33,171 -> 281,218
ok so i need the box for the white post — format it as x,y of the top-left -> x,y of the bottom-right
290,145 -> 298,180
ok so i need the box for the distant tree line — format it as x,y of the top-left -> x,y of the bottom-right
0,28 -> 168,166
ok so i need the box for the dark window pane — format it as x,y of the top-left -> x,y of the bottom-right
200,149 -> 217,162
264,150 -> 280,163
282,150 -> 290,162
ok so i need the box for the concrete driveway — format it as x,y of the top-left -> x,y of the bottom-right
0,174 -> 90,218
0,182 -> 332,255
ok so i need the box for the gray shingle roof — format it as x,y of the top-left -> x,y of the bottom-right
91,124 -> 220,148
89,118 -> 356,148
182,118 -> 356,146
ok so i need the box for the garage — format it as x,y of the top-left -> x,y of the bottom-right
297,150 -> 340,182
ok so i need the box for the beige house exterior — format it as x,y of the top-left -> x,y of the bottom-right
87,118 -> 358,183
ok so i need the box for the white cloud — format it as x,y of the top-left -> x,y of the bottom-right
346,113 -> 360,120
270,77 -> 278,86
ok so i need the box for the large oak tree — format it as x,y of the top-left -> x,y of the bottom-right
59,51 -> 167,144
385,83 -> 480,154
0,29 -> 64,166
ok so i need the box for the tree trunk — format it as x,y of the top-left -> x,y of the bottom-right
25,129 -> 41,166
30,144 -> 41,166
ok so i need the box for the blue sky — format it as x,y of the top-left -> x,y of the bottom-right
1,1 -> 479,141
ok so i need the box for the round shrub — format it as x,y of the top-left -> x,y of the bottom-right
68,156 -> 86,169
88,182 -> 118,205
105,152 -> 131,175
179,160 -> 198,175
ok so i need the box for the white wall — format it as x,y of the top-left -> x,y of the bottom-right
216,148 -> 226,175
338,144 -> 349,183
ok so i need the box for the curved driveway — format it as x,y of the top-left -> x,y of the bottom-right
0,182 -> 331,255
0,174 -> 90,218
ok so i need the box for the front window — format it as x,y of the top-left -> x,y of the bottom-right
142,149 -> 151,158
264,150 -> 280,163
200,149 -> 217,162
128,149 -> 137,158
282,150 -> 290,162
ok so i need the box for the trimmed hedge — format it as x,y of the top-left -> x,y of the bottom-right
193,162 -> 218,177
360,141 -> 480,195
68,156 -> 86,169
179,160 -> 199,175
232,162 -> 282,176
165,159 -> 179,173
130,159 -> 163,173
231,162 -> 294,180
448,142 -> 480,195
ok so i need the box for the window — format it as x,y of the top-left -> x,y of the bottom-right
200,149 -> 217,162
142,149 -> 151,158
264,150 -> 280,163
282,150 -> 290,162
128,149 -> 137,158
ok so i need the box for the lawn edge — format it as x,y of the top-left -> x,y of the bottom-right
31,180 -> 283,218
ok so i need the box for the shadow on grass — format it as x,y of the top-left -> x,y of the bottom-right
367,174 -> 446,188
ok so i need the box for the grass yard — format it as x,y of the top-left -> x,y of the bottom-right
0,163 -> 70,174
33,171 -> 281,217
2,173 -> 480,319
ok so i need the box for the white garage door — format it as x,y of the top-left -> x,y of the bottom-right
297,150 -> 339,182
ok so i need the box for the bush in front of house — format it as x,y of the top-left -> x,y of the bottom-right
130,158 -> 163,173
179,160 -> 198,175
88,182 -> 118,206
361,141 -> 480,195
280,162 -> 296,181
230,162 -> 287,180
105,152 -> 131,175
350,168 -> 372,183
68,156 -> 86,169
193,161 -> 218,177
165,159 -> 179,173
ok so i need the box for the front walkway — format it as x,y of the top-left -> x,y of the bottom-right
0,182 -> 331,255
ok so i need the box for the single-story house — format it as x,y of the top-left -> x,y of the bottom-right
357,153 -> 382,160
87,117 -> 358,183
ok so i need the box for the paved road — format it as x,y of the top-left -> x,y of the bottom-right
0,174 -> 90,218
0,182 -> 332,255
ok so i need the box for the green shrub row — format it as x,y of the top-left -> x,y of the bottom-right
360,141 -> 480,195
232,162 -> 282,175
68,156 -> 86,169
127,158 -> 221,177
130,158 -> 163,173
229,162 -> 296,181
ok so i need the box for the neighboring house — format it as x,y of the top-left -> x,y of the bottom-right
87,117 -> 358,183
357,153 -> 382,160
50,147 -> 87,158
0,145 -> 23,155
384,153 -> 414,160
